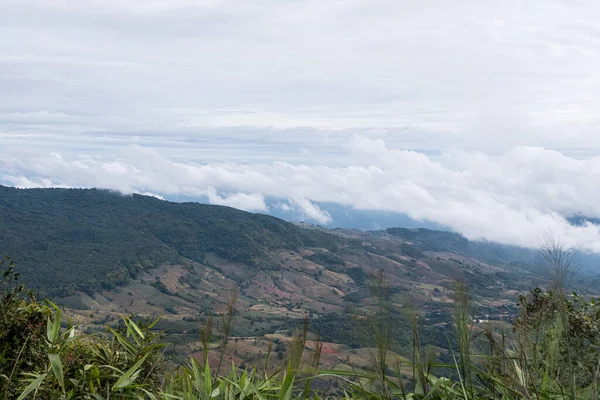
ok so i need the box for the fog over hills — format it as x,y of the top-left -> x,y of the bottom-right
4,142 -> 600,254
3,1 -> 600,256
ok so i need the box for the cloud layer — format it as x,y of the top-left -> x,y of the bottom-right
3,137 -> 600,252
2,0 -> 600,155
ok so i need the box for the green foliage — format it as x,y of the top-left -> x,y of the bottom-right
298,313 -> 367,349
3,311 -> 167,399
0,257 -> 52,398
516,288 -> 600,390
151,279 -> 173,295
304,252 -> 345,267
0,185 -> 342,296
345,267 -> 369,286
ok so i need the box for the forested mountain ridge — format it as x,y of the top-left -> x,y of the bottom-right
3,185 -> 597,301
0,185 -> 341,296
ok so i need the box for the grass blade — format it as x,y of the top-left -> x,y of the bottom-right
112,352 -> 151,390
49,353 -> 65,392
17,374 -> 47,400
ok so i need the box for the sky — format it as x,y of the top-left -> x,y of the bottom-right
2,0 -> 600,251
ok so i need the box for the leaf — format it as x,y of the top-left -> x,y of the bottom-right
278,364 -> 294,400
191,358 -> 203,393
122,319 -> 142,346
205,357 -> 212,394
49,353 -> 65,392
140,387 -> 158,399
148,316 -> 161,330
426,376 -> 456,397
126,318 -> 146,340
46,317 -> 53,343
108,327 -> 137,356
251,386 -> 268,400
112,352 -> 151,390
46,301 -> 62,344
17,373 -> 47,400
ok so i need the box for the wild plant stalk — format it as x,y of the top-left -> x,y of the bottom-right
263,340 -> 274,378
289,316 -> 309,372
368,269 -> 393,399
214,285 -> 238,381
270,315 -> 320,397
302,322 -> 323,397
454,280 -> 472,396
536,233 -> 581,296
537,234 -> 582,398
410,310 -> 428,396
199,315 -> 213,365
392,360 -> 408,400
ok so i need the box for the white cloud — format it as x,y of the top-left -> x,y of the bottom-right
3,138 -> 600,252
140,191 -> 165,200
205,187 -> 267,212
288,197 -> 332,225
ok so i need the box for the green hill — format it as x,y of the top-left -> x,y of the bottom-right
0,185 -> 340,296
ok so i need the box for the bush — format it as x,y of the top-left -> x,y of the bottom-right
0,257 -> 52,398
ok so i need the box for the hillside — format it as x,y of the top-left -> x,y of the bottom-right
386,227 -> 536,264
0,185 -> 340,296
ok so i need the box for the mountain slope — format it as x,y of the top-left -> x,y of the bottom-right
0,185 -> 340,296
5,185 -> 592,369
386,227 -> 536,264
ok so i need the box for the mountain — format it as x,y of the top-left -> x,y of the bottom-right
0,185 -> 340,296
386,227 -> 537,264
567,215 -> 600,226
1,185 -> 594,300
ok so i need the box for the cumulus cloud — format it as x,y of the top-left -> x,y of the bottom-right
3,137 -> 600,252
288,197 -> 332,225
140,192 -> 165,200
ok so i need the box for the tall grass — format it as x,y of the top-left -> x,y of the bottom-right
3,285 -> 600,399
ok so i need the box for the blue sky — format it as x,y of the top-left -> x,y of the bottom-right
3,0 -> 600,251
